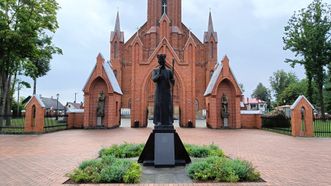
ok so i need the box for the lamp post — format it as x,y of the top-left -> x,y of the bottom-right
17,81 -> 21,117
74,92 -> 77,103
56,93 -> 59,120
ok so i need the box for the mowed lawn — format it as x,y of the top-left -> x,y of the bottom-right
263,120 -> 331,137
0,117 -> 67,134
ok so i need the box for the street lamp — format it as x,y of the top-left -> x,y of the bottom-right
17,81 -> 21,117
56,93 -> 59,120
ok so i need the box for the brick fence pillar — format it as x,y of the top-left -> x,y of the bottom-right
290,96 -> 314,137
24,95 -> 45,133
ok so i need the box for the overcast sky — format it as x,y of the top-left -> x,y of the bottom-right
19,0 -> 326,104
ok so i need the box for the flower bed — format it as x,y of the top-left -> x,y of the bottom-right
66,143 -> 261,184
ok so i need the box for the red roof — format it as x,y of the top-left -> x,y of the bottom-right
244,98 -> 265,104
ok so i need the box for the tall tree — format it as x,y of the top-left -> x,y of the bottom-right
0,0 -> 61,118
283,0 -> 331,118
278,79 -> 308,105
251,83 -> 271,107
269,70 -> 298,104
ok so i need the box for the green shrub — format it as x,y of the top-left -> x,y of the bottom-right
187,159 -> 213,181
67,169 -> 90,183
123,162 -> 142,183
100,159 -> 132,183
79,159 -> 102,170
99,143 -> 144,158
186,156 -> 260,183
211,158 -> 239,182
262,111 -> 291,128
68,159 -> 103,183
231,159 -> 260,181
68,150 -> 143,184
184,144 -> 224,158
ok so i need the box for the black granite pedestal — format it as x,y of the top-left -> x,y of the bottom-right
138,126 -> 191,167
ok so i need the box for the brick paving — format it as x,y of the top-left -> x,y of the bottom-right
1,121 -> 331,186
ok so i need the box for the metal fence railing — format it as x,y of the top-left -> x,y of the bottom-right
44,115 -> 68,133
314,119 -> 331,137
0,115 -> 25,134
262,115 -> 292,136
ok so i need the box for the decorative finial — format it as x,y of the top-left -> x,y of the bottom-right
162,2 -> 167,15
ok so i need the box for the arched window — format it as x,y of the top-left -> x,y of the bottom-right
161,0 -> 167,15
114,42 -> 118,58
210,42 -> 214,58
128,99 -> 132,109
194,99 -> 199,112
301,107 -> 306,132
32,105 -> 36,127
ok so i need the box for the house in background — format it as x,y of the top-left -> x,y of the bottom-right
66,102 -> 83,112
275,105 -> 292,118
39,96 -> 66,116
242,98 -> 268,113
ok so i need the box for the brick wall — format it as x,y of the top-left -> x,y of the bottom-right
67,112 -> 84,129
241,114 -> 262,129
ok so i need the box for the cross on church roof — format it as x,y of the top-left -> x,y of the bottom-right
162,2 -> 167,15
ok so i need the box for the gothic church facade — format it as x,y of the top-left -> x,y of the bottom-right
106,0 -> 242,128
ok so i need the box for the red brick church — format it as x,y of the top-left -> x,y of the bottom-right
83,0 -> 244,129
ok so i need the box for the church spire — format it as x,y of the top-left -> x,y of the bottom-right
204,11 -> 218,43
111,11 -> 124,43
114,11 -> 121,33
208,11 -> 214,33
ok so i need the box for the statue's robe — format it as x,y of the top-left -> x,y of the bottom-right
152,66 -> 175,126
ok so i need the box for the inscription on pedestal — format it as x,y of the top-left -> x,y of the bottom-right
154,133 -> 175,166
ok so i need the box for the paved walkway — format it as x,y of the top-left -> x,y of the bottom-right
1,125 -> 331,186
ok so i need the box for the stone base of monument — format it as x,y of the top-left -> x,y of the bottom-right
138,126 -> 191,167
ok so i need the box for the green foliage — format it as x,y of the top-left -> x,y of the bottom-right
68,159 -> 103,183
184,144 -> 224,158
278,79 -> 308,105
99,143 -> 144,158
187,156 -> 260,183
0,0 -> 62,116
123,162 -> 142,183
251,83 -> 271,107
262,111 -> 291,128
68,145 -> 142,184
100,159 -> 132,183
231,159 -> 260,181
269,70 -> 298,104
187,159 -> 214,181
283,0 -> 331,118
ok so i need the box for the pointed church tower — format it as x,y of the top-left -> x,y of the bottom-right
204,11 -> 218,84
147,0 -> 182,28
110,11 -> 124,86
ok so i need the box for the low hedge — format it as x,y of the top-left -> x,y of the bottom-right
187,156 -> 260,183
262,111 -> 291,128
99,143 -> 144,158
68,143 -> 260,184
184,144 -> 224,158
67,156 -> 142,184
